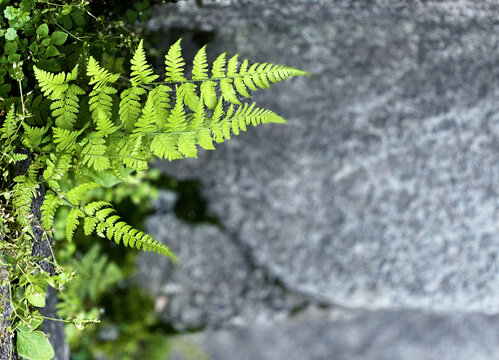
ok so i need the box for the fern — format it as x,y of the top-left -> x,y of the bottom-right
131,40 -> 159,86
53,127 -> 81,151
81,137 -> 111,171
33,66 -> 84,129
31,38 -> 305,257
132,92 -> 158,137
66,208 -> 84,242
192,45 -> 208,80
87,57 -> 120,136
42,153 -> 72,191
40,193 -> 63,231
1,105 -> 20,140
77,201 -> 175,258
119,86 -> 146,130
164,39 -> 186,82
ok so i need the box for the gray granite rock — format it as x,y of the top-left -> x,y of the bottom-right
181,310 -> 499,360
136,191 -> 305,330
150,0 -> 499,313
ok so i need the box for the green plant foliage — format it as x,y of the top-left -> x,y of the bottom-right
56,244 -> 123,321
17,326 -> 55,360
0,0 -> 306,358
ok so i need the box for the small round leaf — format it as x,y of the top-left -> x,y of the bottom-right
17,327 -> 55,360
51,31 -> 68,45
36,24 -> 49,38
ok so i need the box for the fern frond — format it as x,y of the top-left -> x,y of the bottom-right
117,136 -> 148,170
12,153 -> 28,163
34,66 -> 84,129
192,45 -> 208,80
66,208 -> 84,242
200,81 -> 217,110
0,105 -> 20,140
11,169 -> 39,229
87,57 -> 119,131
180,83 -> 200,112
34,65 -> 78,99
41,192 -> 63,231
149,85 -> 172,130
211,52 -> 226,78
177,133 -> 197,158
42,153 -> 72,190
234,61 -> 307,97
164,39 -> 186,82
132,93 -> 158,137
21,124 -> 49,151
53,127 -> 81,151
95,114 -> 118,137
84,201 -> 113,215
150,134 -> 182,160
67,182 -> 101,205
219,79 -> 241,105
78,202 -> 175,258
87,57 -> 120,90
165,86 -> 186,132
215,102 -> 286,141
81,138 -> 110,171
131,40 -> 159,86
119,86 -> 146,130
227,54 -> 239,77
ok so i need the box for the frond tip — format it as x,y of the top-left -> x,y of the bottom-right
81,202 -> 176,259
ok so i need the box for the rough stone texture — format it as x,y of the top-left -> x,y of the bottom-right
136,191 -> 306,330
0,267 -> 15,360
150,0 -> 499,313
182,310 -> 499,360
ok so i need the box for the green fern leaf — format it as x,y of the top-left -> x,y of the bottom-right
34,66 -> 84,129
131,40 -> 159,86
66,208 -> 84,242
21,123 -> 49,151
95,114 -> 118,137
220,79 -> 241,105
40,192 -> 63,231
180,83 -> 200,111
117,136 -> 148,170
200,81 -> 217,110
165,87 -> 187,132
87,56 -> 119,127
149,85 -> 172,131
84,201 -> 113,216
83,216 -> 97,235
79,203 -> 175,258
192,45 -> 208,80
53,127 -> 81,151
177,133 -> 197,158
197,128 -> 215,150
81,138 -> 110,171
67,182 -> 101,205
227,54 -> 239,77
164,39 -> 186,82
211,52 -> 226,78
132,93 -> 158,136
0,105 -> 19,139
119,86 -> 146,130
150,134 -> 182,160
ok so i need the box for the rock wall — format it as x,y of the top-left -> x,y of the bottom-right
138,1 -> 499,358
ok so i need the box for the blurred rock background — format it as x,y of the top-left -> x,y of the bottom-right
135,1 -> 499,359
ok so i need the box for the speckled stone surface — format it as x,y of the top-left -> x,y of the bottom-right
149,0 -> 499,314
188,310 -> 499,360
136,192 -> 306,330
